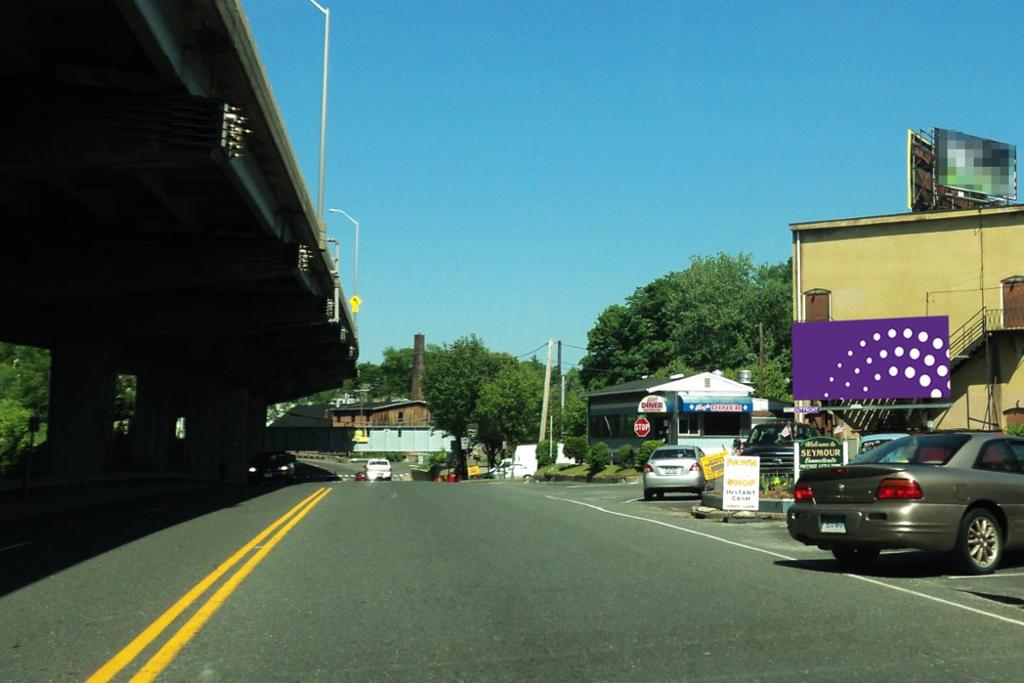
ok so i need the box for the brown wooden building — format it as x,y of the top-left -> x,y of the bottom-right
329,400 -> 431,429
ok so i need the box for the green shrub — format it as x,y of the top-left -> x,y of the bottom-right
617,444 -> 635,468
587,442 -> 611,474
1007,424 -> 1024,437
429,450 -> 447,466
563,436 -> 589,464
536,439 -> 556,467
636,439 -> 665,467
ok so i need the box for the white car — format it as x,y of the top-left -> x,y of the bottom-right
364,459 -> 392,481
492,459 -> 534,479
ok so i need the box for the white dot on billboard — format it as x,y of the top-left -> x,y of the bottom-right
863,386 -> 869,392
844,381 -> 851,387
824,392 -> 829,398
919,374 -> 931,387
837,362 -> 843,368
847,350 -> 854,357
873,333 -> 881,341
894,346 -> 904,357
859,340 -> 866,347
924,354 -> 935,366
888,328 -> 897,338
866,357 -> 873,365
888,366 -> 898,377
854,368 -> 861,374
880,350 -> 889,359
937,365 -> 948,377
933,338 -> 944,349
903,328 -> 913,338
909,348 -> 920,360
931,389 -> 942,398
874,373 -> 881,381
829,376 -> 834,383
918,331 -> 929,343
905,366 -> 916,379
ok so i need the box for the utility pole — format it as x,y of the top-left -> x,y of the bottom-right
758,323 -> 765,396
539,339 -> 554,442
557,340 -> 564,443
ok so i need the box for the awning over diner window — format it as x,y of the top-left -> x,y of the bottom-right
678,396 -> 753,413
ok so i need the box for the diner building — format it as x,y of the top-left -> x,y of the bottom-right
586,371 -> 788,454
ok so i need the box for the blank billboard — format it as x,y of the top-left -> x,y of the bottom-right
935,128 -> 1016,200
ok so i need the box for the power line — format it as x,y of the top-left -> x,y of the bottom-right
514,343 -> 548,359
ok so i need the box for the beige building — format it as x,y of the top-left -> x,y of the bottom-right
792,205 -> 1024,432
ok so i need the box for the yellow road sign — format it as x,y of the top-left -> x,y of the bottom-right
349,295 -> 362,313
467,465 -> 481,478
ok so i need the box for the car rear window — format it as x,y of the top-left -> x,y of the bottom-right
651,449 -> 696,460
368,459 -> 390,466
852,434 -> 970,466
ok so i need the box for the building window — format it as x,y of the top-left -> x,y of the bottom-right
397,411 -> 404,424
703,412 -> 742,436
804,288 -> 831,322
678,413 -> 699,435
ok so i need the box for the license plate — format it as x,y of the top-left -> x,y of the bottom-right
661,467 -> 679,474
820,515 -> 846,534
263,472 -> 272,478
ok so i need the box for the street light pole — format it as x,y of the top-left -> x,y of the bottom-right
305,0 -> 330,219
328,208 -> 360,302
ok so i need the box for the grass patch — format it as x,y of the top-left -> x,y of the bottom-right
554,464 -> 591,477
593,465 -> 641,479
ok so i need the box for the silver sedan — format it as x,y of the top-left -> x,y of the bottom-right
642,446 -> 706,500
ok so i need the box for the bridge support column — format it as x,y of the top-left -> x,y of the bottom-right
185,381 -> 255,484
48,342 -> 115,478
133,375 -> 183,473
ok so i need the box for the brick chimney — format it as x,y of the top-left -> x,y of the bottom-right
410,333 -> 425,400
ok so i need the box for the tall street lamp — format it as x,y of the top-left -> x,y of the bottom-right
328,208 -> 360,306
304,0 -> 330,219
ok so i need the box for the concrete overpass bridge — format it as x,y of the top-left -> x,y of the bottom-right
0,1 -> 357,483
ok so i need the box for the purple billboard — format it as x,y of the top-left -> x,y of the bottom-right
793,316 -> 950,401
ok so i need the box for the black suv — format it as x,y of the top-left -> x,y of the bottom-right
740,421 -> 820,474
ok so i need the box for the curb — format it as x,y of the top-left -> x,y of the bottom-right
690,505 -> 787,522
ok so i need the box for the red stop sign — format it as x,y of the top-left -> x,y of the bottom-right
634,417 -> 651,438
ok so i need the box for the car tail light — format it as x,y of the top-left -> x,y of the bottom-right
794,480 -> 814,501
689,462 -> 700,472
643,463 -> 653,473
876,478 -> 923,500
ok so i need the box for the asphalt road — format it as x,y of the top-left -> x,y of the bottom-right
4,479 -> 1024,681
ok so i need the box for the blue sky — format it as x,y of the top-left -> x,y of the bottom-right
241,0 -> 1022,369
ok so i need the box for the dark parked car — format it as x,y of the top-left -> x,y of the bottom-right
788,432 -> 1024,573
741,421 -> 820,474
248,452 -> 297,483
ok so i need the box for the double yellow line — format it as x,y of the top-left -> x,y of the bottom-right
88,486 -> 332,683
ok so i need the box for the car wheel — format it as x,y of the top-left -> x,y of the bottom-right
643,489 -> 653,501
831,546 -> 880,571
955,508 -> 1003,574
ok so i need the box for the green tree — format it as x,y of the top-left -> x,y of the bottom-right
476,361 -> 543,466
617,444 -> 635,468
587,442 -> 611,474
536,439 -> 556,467
579,253 -> 792,397
422,335 -> 509,475
637,439 -> 665,467
563,435 -> 589,464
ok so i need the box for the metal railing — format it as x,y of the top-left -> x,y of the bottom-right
949,308 -> 1024,362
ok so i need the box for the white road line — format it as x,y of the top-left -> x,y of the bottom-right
621,498 -> 641,503
545,494 -> 1024,629
0,541 -> 32,553
944,572 -> 1024,580
544,495 -> 796,561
